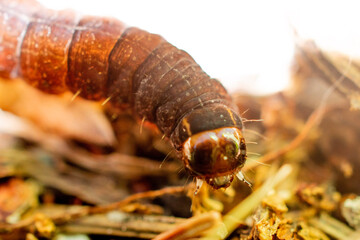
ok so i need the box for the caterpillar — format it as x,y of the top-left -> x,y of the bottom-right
0,0 -> 248,191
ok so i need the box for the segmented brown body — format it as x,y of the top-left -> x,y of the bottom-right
0,0 -> 246,189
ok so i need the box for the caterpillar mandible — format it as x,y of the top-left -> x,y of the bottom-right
0,0 -> 248,191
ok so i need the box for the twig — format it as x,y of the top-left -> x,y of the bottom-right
89,186 -> 186,215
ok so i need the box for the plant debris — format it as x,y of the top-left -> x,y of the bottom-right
1,39 -> 360,240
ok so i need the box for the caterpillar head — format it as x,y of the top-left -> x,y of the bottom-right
182,127 -> 247,190
171,105 -> 248,192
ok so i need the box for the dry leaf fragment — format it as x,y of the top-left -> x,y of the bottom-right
276,219 -> 299,240
262,194 -> 288,214
0,79 -> 115,145
255,208 -> 282,240
342,195 -> 360,230
33,214 -> 56,238
0,178 -> 41,224
296,184 -> 340,212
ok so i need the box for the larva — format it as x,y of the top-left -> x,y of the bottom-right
0,0 -> 248,190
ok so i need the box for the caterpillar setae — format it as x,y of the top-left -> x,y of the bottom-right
0,0 -> 248,191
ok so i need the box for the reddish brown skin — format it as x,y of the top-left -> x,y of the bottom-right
0,0 -> 246,188
20,9 -> 79,93
67,16 -> 125,100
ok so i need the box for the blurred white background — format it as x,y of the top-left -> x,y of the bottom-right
38,0 -> 360,95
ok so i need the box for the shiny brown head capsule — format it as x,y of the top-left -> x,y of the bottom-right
171,105 -> 248,191
183,127 -> 247,189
